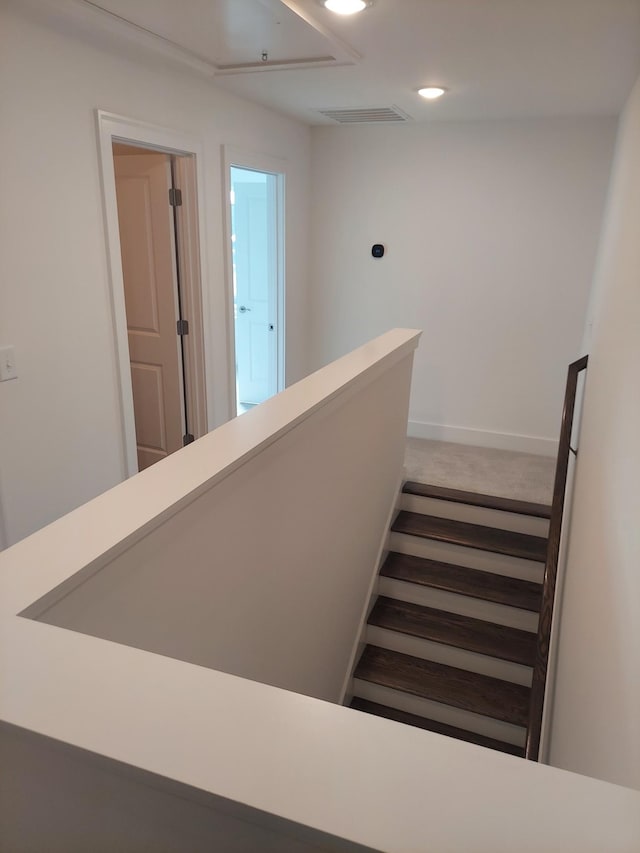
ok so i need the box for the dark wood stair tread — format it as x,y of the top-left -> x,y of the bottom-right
349,697 -> 525,757
403,481 -> 551,519
354,645 -> 530,726
381,552 -> 543,612
392,511 -> 548,562
368,597 -> 536,666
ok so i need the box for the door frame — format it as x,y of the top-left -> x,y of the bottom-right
0,467 -> 8,551
97,111 -> 210,477
222,145 -> 286,415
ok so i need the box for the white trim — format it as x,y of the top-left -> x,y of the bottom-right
77,1 -> 219,77
72,0 -> 358,78
408,420 -> 559,457
214,58 -> 352,75
221,146 -> 287,415
268,0 -> 361,63
173,157 -> 208,440
337,475 -> 403,705
0,468 -> 8,551
96,111 -> 213,478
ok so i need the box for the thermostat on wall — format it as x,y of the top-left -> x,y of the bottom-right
371,244 -> 385,258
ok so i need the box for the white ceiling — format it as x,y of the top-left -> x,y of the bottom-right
83,0 -> 640,124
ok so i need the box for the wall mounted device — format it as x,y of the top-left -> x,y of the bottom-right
371,244 -> 385,258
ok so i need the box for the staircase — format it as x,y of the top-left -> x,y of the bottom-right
349,481 -> 551,758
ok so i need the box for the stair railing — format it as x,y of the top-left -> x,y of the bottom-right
526,355 -> 588,760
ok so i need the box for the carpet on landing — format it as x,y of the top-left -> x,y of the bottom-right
404,438 -> 555,506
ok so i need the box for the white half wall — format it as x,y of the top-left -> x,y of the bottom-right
548,76 -> 640,790
32,331 -> 418,703
1,723 -> 362,853
3,322 -> 640,853
0,0 -> 310,546
309,117 -> 617,455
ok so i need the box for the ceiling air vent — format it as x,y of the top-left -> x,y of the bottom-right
317,106 -> 411,124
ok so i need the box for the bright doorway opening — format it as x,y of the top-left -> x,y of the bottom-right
228,163 -> 285,415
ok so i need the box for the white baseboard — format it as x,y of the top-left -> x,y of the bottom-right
407,420 -> 558,457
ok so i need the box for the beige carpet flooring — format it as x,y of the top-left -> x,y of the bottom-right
404,438 -> 556,505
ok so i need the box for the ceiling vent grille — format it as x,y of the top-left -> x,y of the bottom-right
317,106 -> 411,124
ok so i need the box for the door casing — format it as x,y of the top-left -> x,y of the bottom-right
113,149 -> 185,470
97,111 -> 211,478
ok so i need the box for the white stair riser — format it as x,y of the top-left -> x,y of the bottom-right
351,679 -> 526,748
366,625 -> 533,686
390,531 -> 545,583
400,494 -> 550,537
378,577 -> 539,631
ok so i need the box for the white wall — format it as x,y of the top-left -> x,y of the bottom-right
309,118 -> 616,454
1,724 -> 360,853
34,336 -> 416,703
0,0 -> 310,546
4,720 -> 640,853
0,472 -> 7,552
548,77 -> 640,790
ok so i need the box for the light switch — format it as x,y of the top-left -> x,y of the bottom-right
0,346 -> 18,382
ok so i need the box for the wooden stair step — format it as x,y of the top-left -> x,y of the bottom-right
392,511 -> 548,562
368,596 -> 536,666
349,697 -> 525,758
354,645 -> 530,726
403,481 -> 551,519
381,552 -> 543,612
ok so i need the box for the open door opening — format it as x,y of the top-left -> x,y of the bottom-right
228,163 -> 284,415
112,142 -> 206,471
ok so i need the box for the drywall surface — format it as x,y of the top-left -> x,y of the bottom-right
309,117 -> 616,454
3,721 -> 640,853
0,0 -> 310,545
36,352 -> 413,702
2,309 -> 640,853
548,77 -> 640,790
0,468 -> 7,551
0,724 -> 368,853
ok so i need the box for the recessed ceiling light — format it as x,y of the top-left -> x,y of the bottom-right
418,87 -> 447,100
323,0 -> 368,15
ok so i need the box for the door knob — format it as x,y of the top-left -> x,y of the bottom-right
238,305 -> 251,313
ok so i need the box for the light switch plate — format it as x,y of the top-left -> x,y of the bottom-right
0,346 -> 18,381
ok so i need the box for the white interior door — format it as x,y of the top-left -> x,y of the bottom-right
231,168 -> 277,407
114,152 -> 184,471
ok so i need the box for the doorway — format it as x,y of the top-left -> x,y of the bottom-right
98,113 -> 211,479
112,144 -> 185,470
111,142 -> 207,472
224,152 -> 285,416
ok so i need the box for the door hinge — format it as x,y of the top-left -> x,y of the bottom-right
176,319 -> 189,336
183,433 -> 195,446
168,187 -> 183,207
